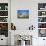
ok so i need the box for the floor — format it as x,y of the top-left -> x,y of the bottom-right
0,45 -> 8,46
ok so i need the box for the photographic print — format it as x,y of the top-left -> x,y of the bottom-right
38,11 -> 46,16
0,17 -> 8,22
0,3 -> 8,10
38,3 -> 46,10
17,10 -> 29,19
0,11 -> 8,16
38,23 -> 46,28
0,23 -> 8,37
38,29 -> 46,37
38,17 -> 46,22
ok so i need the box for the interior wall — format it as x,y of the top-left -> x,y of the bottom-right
11,0 -> 46,46
11,0 -> 46,30
11,0 -> 38,30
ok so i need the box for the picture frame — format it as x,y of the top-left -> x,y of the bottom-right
17,10 -> 29,19
38,29 -> 46,37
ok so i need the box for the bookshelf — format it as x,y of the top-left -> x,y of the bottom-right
0,3 -> 8,37
38,3 -> 46,37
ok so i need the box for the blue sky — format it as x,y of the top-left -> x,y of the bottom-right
18,10 -> 29,15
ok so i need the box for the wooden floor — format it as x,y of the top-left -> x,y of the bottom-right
0,45 -> 8,46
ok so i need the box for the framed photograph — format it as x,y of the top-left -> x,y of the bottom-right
17,10 -> 29,19
38,23 -> 46,28
38,17 -> 46,22
38,11 -> 46,16
0,23 -> 8,37
0,11 -> 8,16
0,17 -> 8,22
38,29 -> 46,37
0,3 -> 8,10
38,3 -> 46,10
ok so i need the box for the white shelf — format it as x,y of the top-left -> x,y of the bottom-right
0,10 -> 8,11
38,10 -> 46,11
0,22 -> 8,23
38,22 -> 46,23
38,16 -> 46,17
0,16 -> 8,17
38,28 -> 46,29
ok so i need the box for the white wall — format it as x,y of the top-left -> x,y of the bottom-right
0,35 -> 8,45
11,0 -> 46,30
11,0 -> 46,46
11,0 -> 38,30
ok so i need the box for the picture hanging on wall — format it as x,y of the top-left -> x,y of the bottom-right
17,10 -> 29,19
